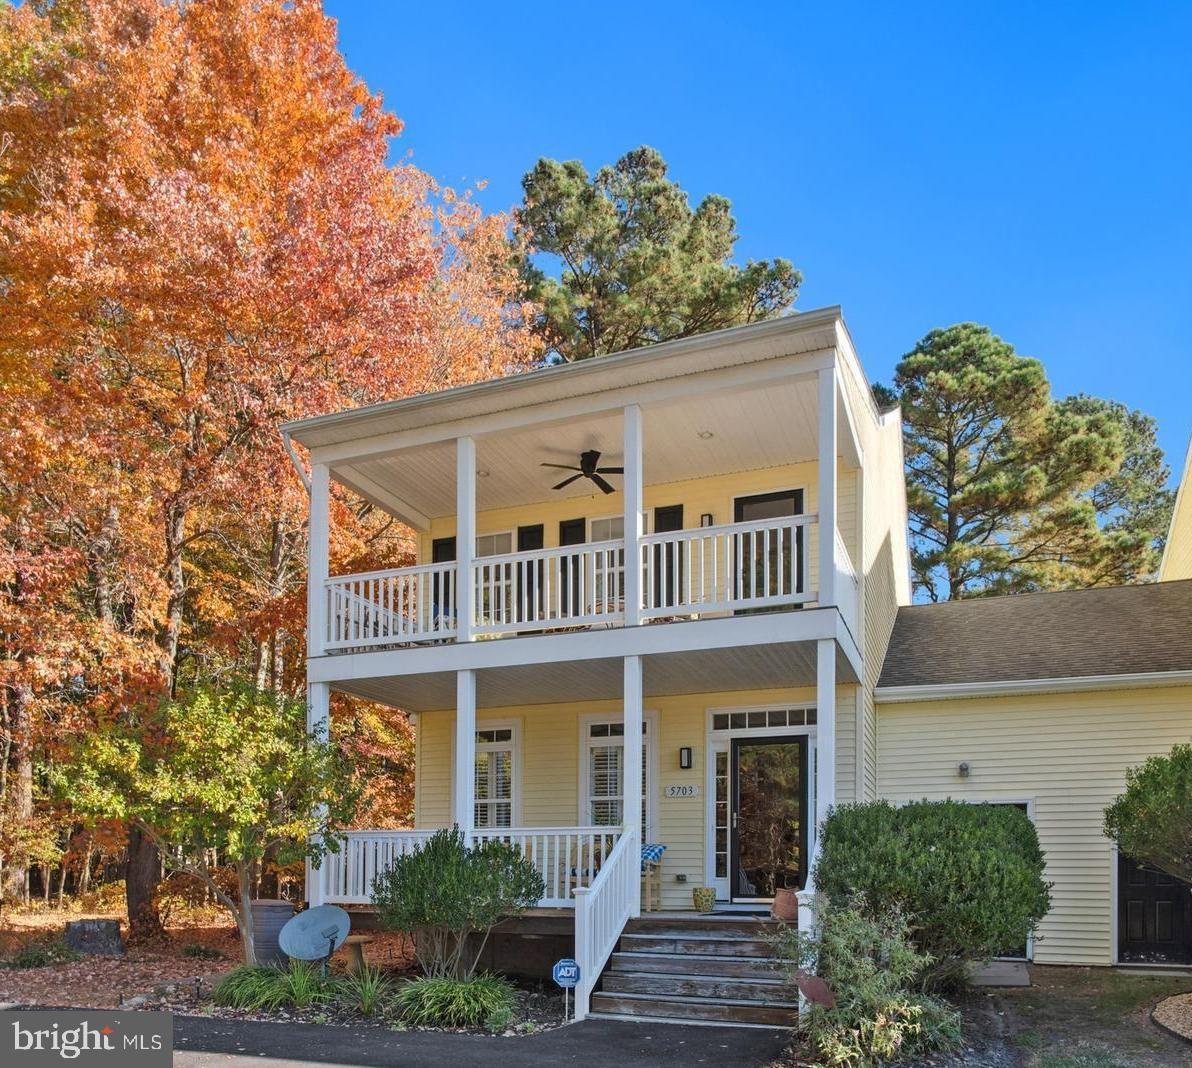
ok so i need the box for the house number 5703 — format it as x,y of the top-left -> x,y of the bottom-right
664,784 -> 700,798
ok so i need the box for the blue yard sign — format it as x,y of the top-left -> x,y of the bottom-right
552,958 -> 580,988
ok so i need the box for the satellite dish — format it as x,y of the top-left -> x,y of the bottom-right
278,905 -> 351,962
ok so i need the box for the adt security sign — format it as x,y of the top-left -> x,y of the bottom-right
552,958 -> 580,988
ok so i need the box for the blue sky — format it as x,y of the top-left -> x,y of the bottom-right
326,1 -> 1192,474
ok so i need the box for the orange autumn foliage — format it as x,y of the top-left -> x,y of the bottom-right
0,0 -> 539,886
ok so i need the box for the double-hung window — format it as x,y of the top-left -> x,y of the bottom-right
584,719 -> 650,829
474,727 -> 514,828
588,516 -> 625,611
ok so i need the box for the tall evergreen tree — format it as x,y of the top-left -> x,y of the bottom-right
517,146 -> 800,361
887,323 -> 1168,600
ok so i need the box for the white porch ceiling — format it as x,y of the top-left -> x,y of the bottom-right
330,641 -> 853,712
333,376 -> 852,525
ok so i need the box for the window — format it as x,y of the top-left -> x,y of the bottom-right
474,727 -> 514,828
584,719 -> 650,828
475,532 -> 513,557
589,516 -> 624,542
711,708 -> 814,733
714,750 -> 729,879
588,517 -> 625,609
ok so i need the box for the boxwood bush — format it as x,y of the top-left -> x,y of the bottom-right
814,800 -> 1051,989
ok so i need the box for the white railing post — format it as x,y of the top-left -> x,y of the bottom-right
308,462 -> 330,657
457,436 -> 476,642
453,669 -> 477,842
817,365 -> 837,607
623,404 -> 643,627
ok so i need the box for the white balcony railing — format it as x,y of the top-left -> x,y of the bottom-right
640,514 -> 814,618
471,539 -> 624,637
324,562 -> 457,650
321,515 -> 843,649
312,826 -> 623,908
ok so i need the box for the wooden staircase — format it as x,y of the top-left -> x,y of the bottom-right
587,914 -> 798,1028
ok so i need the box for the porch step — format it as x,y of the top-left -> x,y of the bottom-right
608,950 -> 777,979
588,914 -> 793,1029
588,991 -> 798,1028
619,933 -> 774,956
602,972 -> 786,1001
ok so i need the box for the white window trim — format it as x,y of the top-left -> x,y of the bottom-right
704,703 -> 818,900
577,709 -> 659,839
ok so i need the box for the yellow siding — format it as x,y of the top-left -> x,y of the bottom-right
414,684 -> 860,909
417,462 -> 859,594
1160,435 -> 1192,581
877,685 -> 1192,965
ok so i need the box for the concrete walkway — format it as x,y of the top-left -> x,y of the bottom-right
174,1014 -> 790,1067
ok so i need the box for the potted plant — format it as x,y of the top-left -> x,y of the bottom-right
692,886 -> 716,913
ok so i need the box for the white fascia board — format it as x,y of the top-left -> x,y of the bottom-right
308,607 -> 857,686
308,351 -> 833,467
875,670 -> 1192,704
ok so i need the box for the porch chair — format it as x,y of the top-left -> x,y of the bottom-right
640,843 -> 666,912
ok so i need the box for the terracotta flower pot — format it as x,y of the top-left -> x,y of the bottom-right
771,887 -> 799,922
692,886 -> 717,913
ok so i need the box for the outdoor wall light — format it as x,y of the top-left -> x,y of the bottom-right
700,513 -> 714,527
476,469 -> 490,478
679,746 -> 693,770
697,430 -> 714,439
958,761 -> 971,779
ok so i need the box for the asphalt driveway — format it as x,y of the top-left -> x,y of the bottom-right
173,1014 -> 790,1068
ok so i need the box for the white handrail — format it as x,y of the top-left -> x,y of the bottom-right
573,826 -> 639,1021
640,514 -> 815,618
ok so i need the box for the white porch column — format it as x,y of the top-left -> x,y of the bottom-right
307,462 -> 330,658
306,681 -> 331,907
453,669 -> 477,838
814,637 -> 836,844
623,655 -> 643,918
456,436 -> 476,641
817,365 -> 837,607
622,405 -> 644,626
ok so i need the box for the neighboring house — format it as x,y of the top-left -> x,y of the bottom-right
1159,432 -> 1192,581
283,308 -> 1191,1023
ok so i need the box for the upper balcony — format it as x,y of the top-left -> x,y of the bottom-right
285,309 -> 874,673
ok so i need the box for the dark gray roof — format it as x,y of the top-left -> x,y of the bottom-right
877,580 -> 1192,689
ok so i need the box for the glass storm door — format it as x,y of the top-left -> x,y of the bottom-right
730,737 -> 807,900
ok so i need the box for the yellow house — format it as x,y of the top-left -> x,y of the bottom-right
1159,432 -> 1192,581
283,310 -> 1192,1024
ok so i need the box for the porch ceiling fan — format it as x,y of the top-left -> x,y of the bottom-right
541,450 -> 623,495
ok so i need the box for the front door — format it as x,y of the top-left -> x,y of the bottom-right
1118,854 -> 1192,964
730,736 -> 808,901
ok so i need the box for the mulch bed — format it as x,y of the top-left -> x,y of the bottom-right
1152,992 -> 1192,1043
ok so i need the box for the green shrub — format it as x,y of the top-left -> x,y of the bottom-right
336,965 -> 392,1017
181,943 -> 224,960
395,974 -> 515,1028
371,827 -> 544,979
814,800 -> 1051,988
213,961 -> 331,1011
1105,743 -> 1192,884
774,898 -> 961,1068
5,938 -> 81,969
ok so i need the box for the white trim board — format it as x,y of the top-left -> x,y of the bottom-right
875,670 -> 1192,704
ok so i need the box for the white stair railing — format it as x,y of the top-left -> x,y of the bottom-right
640,515 -> 815,618
573,826 -> 639,1021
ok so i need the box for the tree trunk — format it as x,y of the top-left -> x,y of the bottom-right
237,862 -> 257,965
1,684 -> 34,903
78,842 -> 95,896
125,825 -> 163,941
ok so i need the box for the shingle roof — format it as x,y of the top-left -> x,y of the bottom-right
877,580 -> 1192,689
